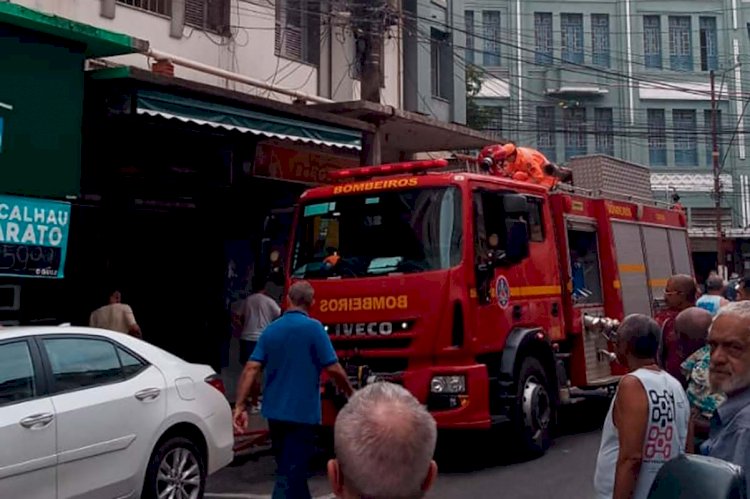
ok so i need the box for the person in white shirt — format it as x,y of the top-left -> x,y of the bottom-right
696,275 -> 730,316
237,277 -> 281,410
594,314 -> 692,499
89,288 -> 142,338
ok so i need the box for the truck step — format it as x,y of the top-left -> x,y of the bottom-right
490,415 -> 510,426
559,396 -> 587,405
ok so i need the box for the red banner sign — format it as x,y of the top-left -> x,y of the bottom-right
254,143 -> 358,184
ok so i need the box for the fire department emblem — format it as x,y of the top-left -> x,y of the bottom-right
496,276 -> 511,309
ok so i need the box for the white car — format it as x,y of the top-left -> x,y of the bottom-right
0,326 -> 234,499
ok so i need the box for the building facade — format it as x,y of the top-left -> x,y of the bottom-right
9,0 -> 466,123
464,0 -> 750,276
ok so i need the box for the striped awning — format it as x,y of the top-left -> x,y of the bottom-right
136,90 -> 361,151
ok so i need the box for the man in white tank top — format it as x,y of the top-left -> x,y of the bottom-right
594,314 -> 692,499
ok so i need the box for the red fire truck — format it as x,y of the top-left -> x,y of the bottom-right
285,156 -> 692,454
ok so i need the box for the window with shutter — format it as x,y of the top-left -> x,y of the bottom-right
116,0 -> 171,17
648,109 -> 667,166
534,13 -> 553,65
673,110 -> 698,166
564,107 -> 587,159
482,11 -> 501,67
699,17 -> 718,71
643,16 -> 662,69
594,108 -> 614,156
184,0 -> 229,34
561,14 -> 584,64
275,0 -> 320,65
669,16 -> 693,71
465,10 -> 475,64
592,14 -> 610,67
536,107 -> 556,161
704,110 -> 722,166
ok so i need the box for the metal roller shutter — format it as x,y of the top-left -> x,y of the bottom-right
668,229 -> 692,276
642,226 -> 672,304
612,222 -> 652,316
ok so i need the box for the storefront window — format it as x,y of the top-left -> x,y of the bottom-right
291,187 -> 462,279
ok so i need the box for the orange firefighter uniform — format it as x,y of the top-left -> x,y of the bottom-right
478,144 -> 557,188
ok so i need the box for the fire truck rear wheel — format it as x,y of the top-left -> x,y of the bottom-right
514,357 -> 553,455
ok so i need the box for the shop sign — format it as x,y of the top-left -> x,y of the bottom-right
254,143 -> 358,184
0,195 -> 71,279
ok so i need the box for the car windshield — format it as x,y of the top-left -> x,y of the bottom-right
291,187 -> 462,279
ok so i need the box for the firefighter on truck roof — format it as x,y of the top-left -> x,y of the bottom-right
478,143 -> 558,188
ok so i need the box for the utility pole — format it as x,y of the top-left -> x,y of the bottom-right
358,0 -> 384,104
354,0 -> 387,165
711,69 -> 725,271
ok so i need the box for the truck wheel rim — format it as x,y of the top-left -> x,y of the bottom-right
522,376 -> 551,440
156,448 -> 201,499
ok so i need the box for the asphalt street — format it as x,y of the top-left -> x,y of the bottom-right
206,398 -> 610,499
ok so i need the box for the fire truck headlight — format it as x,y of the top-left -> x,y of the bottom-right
430,375 -> 466,394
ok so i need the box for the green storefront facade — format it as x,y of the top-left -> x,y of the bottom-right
0,3 -> 145,198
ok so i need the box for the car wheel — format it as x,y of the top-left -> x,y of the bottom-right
143,436 -> 206,499
513,357 -> 554,456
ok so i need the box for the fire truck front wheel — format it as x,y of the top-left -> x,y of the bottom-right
513,357 -> 554,455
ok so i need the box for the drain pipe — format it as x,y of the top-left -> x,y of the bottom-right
145,49 -> 333,104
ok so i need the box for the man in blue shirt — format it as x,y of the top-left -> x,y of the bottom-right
234,280 -> 354,499
704,301 -> 750,499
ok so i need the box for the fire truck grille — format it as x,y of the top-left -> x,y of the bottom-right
339,357 -> 409,374
332,337 -> 412,351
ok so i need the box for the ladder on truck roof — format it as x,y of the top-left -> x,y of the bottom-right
553,183 -> 673,209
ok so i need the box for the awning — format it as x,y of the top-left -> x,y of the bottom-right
137,91 -> 361,151
0,2 -> 147,57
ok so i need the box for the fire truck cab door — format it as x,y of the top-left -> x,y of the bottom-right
471,188 -> 528,349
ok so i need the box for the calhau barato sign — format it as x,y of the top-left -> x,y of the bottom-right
0,195 -> 71,278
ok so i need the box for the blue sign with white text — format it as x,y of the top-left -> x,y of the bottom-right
0,195 -> 71,278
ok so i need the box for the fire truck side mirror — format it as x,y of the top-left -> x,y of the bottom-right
502,194 -> 528,214
504,220 -> 530,264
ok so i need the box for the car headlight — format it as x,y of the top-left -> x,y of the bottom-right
430,375 -> 466,394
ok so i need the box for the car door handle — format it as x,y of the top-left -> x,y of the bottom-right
19,413 -> 54,430
135,388 -> 161,401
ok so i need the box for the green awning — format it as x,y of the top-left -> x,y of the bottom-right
137,91 -> 361,150
0,3 -> 147,57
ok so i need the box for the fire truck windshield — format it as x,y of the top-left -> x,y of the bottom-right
291,187 -> 462,279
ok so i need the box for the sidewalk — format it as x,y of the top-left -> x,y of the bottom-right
234,411 -> 271,457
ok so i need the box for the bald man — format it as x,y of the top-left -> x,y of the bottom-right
656,274 -> 698,380
329,382 -> 438,499
680,307 -> 726,444
673,307 -> 714,387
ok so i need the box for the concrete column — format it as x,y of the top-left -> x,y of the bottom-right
360,127 -> 383,166
100,0 -> 115,19
170,0 -> 186,39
